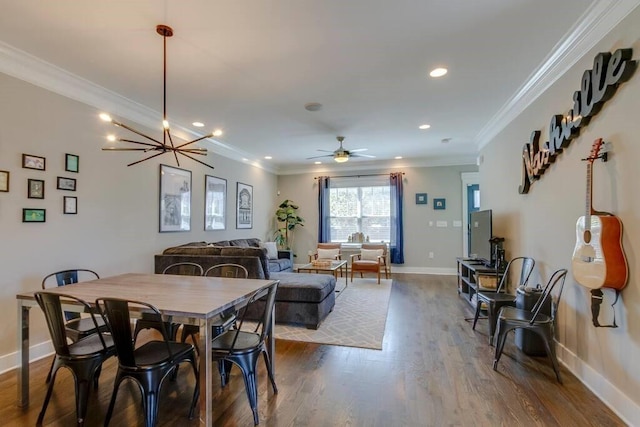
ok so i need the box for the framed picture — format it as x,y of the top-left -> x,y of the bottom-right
64,196 -> 77,214
415,193 -> 428,205
0,170 -> 9,192
434,198 -> 446,210
23,208 -> 46,223
205,175 -> 226,230
236,182 -> 253,229
27,179 -> 45,199
159,164 -> 191,232
65,153 -> 79,173
57,177 -> 77,191
22,154 -> 46,171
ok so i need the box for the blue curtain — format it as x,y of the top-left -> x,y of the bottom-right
317,176 -> 331,243
390,172 -> 404,264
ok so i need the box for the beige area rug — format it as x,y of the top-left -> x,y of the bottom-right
271,278 -> 393,350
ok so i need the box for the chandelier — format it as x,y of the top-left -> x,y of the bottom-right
100,24 -> 219,169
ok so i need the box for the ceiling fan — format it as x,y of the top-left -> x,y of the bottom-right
307,136 -> 375,163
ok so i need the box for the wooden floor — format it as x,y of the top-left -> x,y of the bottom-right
0,274 -> 624,426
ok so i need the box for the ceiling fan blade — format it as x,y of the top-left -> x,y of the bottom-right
351,153 -> 376,158
316,149 -> 334,153
349,148 -> 368,152
306,154 -> 334,160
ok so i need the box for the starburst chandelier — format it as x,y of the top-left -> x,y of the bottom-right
100,24 -> 219,169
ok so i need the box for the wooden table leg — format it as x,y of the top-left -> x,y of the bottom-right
17,302 -> 30,407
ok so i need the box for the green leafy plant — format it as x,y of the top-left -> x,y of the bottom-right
273,199 -> 304,250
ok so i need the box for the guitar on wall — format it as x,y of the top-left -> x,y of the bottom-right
571,138 -> 628,291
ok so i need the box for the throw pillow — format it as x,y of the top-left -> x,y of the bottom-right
360,248 -> 383,261
317,248 -> 340,260
264,242 -> 279,260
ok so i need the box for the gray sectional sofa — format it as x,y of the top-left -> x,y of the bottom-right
154,239 -> 336,329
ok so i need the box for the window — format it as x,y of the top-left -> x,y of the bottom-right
329,176 -> 390,242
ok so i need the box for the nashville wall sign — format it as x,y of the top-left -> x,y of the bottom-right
519,48 -> 636,194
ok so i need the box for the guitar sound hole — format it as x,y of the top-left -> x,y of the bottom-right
584,230 -> 591,244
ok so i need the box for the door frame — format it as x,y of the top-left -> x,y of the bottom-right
461,172 -> 479,257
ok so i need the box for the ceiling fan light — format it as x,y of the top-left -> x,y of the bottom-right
334,153 -> 349,163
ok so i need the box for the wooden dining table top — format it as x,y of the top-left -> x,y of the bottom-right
17,272 -> 276,318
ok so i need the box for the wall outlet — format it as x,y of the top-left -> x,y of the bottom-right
429,252 -> 434,259
436,221 -> 448,227
429,221 -> 433,227
453,220 -> 462,227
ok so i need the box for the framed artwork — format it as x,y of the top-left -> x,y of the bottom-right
236,182 -> 253,229
159,164 -> 191,232
57,177 -> 76,191
23,208 -> 46,223
64,196 -> 77,214
28,179 -> 45,199
65,154 -> 79,173
205,175 -> 226,230
415,193 -> 428,205
22,154 -> 46,171
0,170 -> 9,192
434,198 -> 446,210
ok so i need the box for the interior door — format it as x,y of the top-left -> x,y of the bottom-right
466,184 -> 480,256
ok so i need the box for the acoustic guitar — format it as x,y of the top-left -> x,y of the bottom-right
571,139 -> 628,290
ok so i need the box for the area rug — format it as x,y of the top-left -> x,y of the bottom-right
271,278 -> 393,350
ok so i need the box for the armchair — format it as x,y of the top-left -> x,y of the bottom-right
350,243 -> 390,284
309,243 -> 342,263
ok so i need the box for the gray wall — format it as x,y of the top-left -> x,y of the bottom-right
480,7 -> 640,423
0,73 -> 278,367
277,164 -> 477,273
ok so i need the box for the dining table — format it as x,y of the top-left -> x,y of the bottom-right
16,272 -> 278,425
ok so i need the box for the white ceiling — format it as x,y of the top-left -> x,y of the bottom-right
0,1 -> 635,174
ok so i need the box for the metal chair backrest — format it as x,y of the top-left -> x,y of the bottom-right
530,268 -> 568,324
96,298 -> 176,367
35,292 -> 108,357
41,269 -> 100,321
495,257 -> 535,293
204,263 -> 248,278
230,281 -> 279,350
162,262 -> 204,276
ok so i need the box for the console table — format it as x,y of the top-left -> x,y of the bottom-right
456,258 -> 503,307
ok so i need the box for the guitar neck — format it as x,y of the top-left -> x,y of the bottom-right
585,162 -> 593,229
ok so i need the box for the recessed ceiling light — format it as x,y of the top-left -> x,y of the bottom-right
395,156 -> 403,160
419,124 -> 431,130
314,161 -> 322,164
264,156 -> 272,160
192,122 -> 204,127
441,138 -> 452,143
212,129 -> 223,137
242,158 -> 249,161
429,67 -> 448,78
304,102 -> 323,112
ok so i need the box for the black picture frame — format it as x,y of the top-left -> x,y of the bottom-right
415,193 -> 428,205
236,182 -> 253,229
65,153 -> 79,173
23,208 -> 46,222
0,170 -> 9,192
57,177 -> 77,191
27,179 -> 45,199
205,175 -> 227,230
159,164 -> 192,232
22,154 -> 46,171
63,196 -> 78,214
433,198 -> 446,210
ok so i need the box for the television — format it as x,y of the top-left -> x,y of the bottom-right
469,209 -> 493,266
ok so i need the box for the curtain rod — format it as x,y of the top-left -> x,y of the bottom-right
314,172 -> 404,179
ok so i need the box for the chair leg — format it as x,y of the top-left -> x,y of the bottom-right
262,349 -> 278,394
472,301 -> 481,330
73,377 -> 92,426
487,302 -> 496,346
104,374 -> 124,426
45,356 -> 55,383
492,322 -> 509,371
239,366 -> 260,425
188,359 -> 200,420
142,384 -> 161,427
37,361 -> 60,425
540,328 -> 562,384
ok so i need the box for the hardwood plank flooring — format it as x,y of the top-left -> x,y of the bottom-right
0,274 -> 624,426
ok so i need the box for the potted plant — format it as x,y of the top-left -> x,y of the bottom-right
273,199 -> 304,250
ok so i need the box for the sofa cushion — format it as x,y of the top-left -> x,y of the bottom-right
219,247 -> 270,279
210,240 -> 231,247
361,248 -> 383,261
270,272 -> 336,303
268,258 -> 293,272
263,242 -> 278,259
163,245 -> 222,256
317,248 -> 340,260
228,238 -> 261,247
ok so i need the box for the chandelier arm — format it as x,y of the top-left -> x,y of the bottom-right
118,139 -> 165,149
126,151 -> 167,167
165,130 -> 180,166
177,149 -> 208,154
178,151 -> 215,169
175,134 -> 213,149
112,120 -> 164,145
102,148 -> 153,151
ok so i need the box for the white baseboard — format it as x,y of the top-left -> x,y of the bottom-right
558,342 -> 639,426
0,340 -> 53,376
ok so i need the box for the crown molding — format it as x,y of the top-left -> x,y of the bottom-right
475,0 -> 640,148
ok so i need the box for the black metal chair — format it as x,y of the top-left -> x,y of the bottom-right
41,269 -> 108,382
212,281 -> 279,425
472,257 -> 535,344
133,262 -> 203,344
96,297 -> 200,427
34,292 -> 115,427
492,268 -> 568,383
180,264 -> 248,348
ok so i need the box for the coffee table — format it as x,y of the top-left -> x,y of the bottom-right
298,260 -> 348,289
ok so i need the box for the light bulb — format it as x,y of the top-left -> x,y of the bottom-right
107,134 -> 117,142
162,120 -> 170,129
99,113 -> 112,122
212,129 -> 223,137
